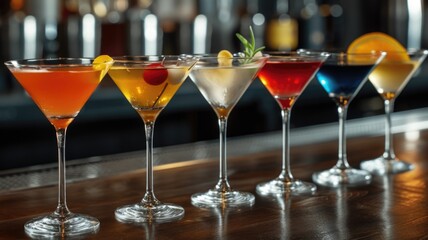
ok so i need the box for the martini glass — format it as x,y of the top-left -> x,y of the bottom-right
256,51 -> 328,196
312,52 -> 385,187
108,55 -> 197,223
189,54 -> 267,208
4,58 -> 113,238
360,50 -> 428,174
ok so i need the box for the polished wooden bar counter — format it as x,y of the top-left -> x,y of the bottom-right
1,109 -> 428,239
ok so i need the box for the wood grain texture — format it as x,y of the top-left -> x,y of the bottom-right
1,130 -> 428,239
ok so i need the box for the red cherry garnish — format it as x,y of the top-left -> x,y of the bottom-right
143,63 -> 168,85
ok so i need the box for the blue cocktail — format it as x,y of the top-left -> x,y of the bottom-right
312,52 -> 385,187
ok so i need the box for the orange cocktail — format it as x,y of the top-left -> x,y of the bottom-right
13,67 -> 102,129
5,56 -> 113,238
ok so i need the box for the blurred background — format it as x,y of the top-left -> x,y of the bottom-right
1,0 -> 428,170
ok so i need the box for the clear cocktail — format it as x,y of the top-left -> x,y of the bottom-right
189,54 -> 267,208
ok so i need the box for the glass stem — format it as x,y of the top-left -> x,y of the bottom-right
55,127 -> 71,217
279,109 -> 294,182
144,223 -> 156,239
142,121 -> 159,206
215,117 -> 231,192
336,106 -> 350,170
383,99 -> 396,160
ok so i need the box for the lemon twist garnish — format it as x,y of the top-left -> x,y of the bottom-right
217,27 -> 264,66
218,50 -> 233,67
93,55 -> 114,79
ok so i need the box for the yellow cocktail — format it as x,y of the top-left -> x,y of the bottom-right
369,60 -> 418,100
109,65 -> 188,123
108,55 -> 197,223
348,32 -> 428,174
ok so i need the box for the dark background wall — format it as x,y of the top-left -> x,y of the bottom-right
1,0 -> 428,170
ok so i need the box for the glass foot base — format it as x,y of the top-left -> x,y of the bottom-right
256,178 -> 316,196
191,189 -> 255,208
24,212 -> 99,238
360,157 -> 414,175
115,202 -> 184,223
312,167 -> 372,187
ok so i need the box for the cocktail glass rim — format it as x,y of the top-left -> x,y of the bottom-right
191,53 -> 269,59
4,57 -> 106,67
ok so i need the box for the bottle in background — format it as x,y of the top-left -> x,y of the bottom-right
265,0 -> 298,51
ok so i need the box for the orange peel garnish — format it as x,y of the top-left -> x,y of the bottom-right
347,32 -> 409,62
218,50 -> 233,67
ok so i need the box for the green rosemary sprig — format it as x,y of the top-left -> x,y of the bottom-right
235,26 -> 265,60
